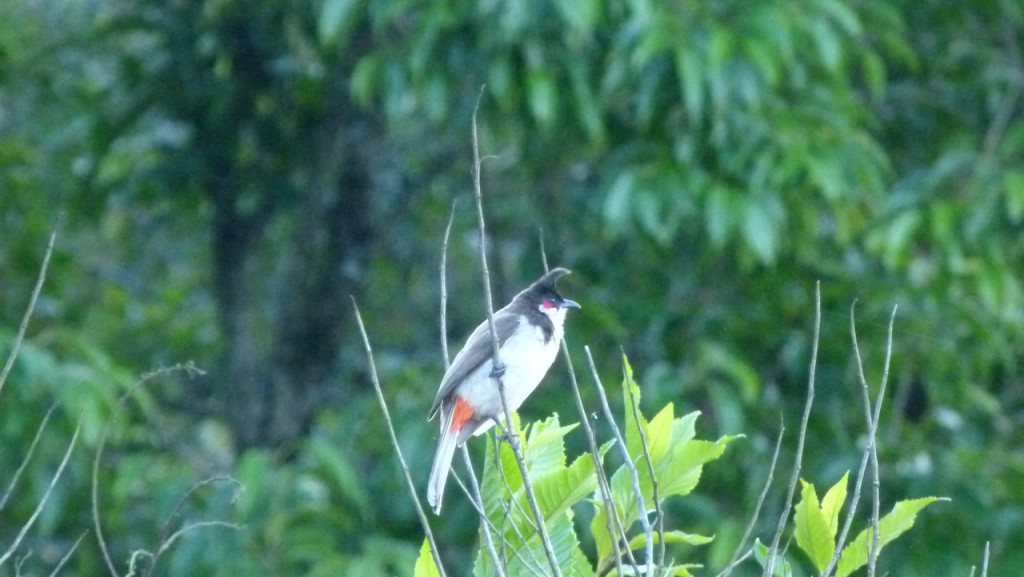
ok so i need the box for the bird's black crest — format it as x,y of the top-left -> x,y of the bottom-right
532,267 -> 571,292
516,267 -> 571,300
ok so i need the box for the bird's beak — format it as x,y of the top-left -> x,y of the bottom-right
561,299 -> 581,310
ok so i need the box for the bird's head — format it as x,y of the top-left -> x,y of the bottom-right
521,267 -> 580,322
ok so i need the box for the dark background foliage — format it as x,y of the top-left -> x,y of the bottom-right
1,0 -> 1021,575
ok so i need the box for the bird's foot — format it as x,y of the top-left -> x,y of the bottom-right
490,362 -> 506,379
491,417 -> 519,447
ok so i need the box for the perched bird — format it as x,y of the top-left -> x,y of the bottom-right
427,267 -> 580,514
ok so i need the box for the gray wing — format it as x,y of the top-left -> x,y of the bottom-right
428,310 -> 521,418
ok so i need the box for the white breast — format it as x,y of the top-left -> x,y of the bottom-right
458,315 -> 564,435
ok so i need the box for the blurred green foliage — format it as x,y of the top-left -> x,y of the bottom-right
2,0 -> 1022,575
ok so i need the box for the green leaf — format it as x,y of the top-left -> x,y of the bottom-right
603,171 -> 636,239
675,46 -> 705,121
479,414 -> 525,518
670,411 -> 700,444
318,0 -> 363,48
527,67 -> 558,127
626,530 -> 714,551
794,479 -> 834,572
526,414 -> 577,478
645,403 -> 674,461
862,50 -> 887,99
414,538 -> 441,577
696,341 -> 761,402
1004,170 -> 1024,224
350,56 -> 380,109
741,195 -> 782,265
622,353 -> 649,461
821,472 -> 850,538
572,546 -> 598,577
308,437 -> 370,518
590,440 -> 619,562
753,538 -> 793,577
531,451 -> 599,521
507,510 -> 580,576
836,497 -> 946,577
705,185 -> 739,248
669,565 -> 701,577
657,437 -> 735,498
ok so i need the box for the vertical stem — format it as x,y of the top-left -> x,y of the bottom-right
470,89 -> 563,577
763,281 -> 820,577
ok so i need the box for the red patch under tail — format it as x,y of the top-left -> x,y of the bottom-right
450,396 -> 474,432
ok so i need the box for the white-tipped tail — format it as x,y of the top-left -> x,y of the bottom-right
427,406 -> 459,514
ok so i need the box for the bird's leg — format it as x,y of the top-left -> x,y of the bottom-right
491,417 -> 519,449
489,362 -> 506,379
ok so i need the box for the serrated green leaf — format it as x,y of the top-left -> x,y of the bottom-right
670,411 -> 700,444
572,546 -> 598,577
508,510 -> 579,576
526,414 -> 577,478
480,414 -> 525,519
794,480 -> 834,572
821,471 -> 850,538
590,497 -> 619,563
530,452 -> 598,521
645,403 -> 674,461
657,437 -> 734,497
626,530 -> 714,552
836,497 -> 945,577
415,538 -> 441,577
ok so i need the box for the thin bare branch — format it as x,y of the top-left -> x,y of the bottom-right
93,364 -> 204,577
452,466 -> 547,577
536,244 -> 624,577
981,541 -> 990,577
48,531 -> 88,577
586,346 -> 653,577
147,476 -> 243,577
822,302 -> 897,577
0,224 -> 58,398
623,359 -> 660,575
352,298 -> 448,577
440,199 -> 458,368
571,350 -> 625,577
867,305 -> 897,577
763,281 -> 820,577
716,421 -> 785,577
1,405 -> 57,511
538,228 -> 549,272
154,521 -> 242,558
0,418 -> 80,568
457,447 -> 513,577
470,89 -> 563,577
489,433 -> 540,532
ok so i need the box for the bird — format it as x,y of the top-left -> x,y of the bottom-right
426,267 -> 580,514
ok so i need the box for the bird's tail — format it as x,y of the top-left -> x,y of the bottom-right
427,404 -> 459,515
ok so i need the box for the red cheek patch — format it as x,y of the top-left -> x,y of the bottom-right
451,396 -> 475,432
